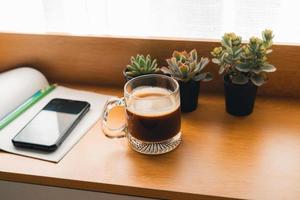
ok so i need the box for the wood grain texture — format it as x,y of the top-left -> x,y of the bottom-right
1,84 -> 300,200
0,32 -> 300,97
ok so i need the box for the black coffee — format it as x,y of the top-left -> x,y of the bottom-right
126,87 -> 181,142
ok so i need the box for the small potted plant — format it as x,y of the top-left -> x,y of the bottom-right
161,49 -> 212,112
123,54 -> 160,82
211,29 -> 276,116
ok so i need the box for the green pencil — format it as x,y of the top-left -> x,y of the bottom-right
0,84 -> 57,130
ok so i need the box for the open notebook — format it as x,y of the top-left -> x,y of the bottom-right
0,67 -> 112,162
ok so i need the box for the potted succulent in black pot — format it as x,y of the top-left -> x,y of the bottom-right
123,54 -> 160,82
211,30 -> 276,116
161,49 -> 212,112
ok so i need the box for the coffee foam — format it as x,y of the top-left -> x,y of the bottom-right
127,86 -> 179,117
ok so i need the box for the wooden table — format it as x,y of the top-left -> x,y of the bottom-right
1,84 -> 300,200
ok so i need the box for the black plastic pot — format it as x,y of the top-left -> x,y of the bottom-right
224,76 -> 258,116
179,80 -> 200,112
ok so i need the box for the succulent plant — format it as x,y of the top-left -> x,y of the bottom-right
125,54 -> 160,78
211,29 -> 276,86
161,49 -> 212,82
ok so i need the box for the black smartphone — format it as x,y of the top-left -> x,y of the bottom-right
12,98 -> 90,152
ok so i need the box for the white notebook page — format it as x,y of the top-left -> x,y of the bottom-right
0,67 -> 49,120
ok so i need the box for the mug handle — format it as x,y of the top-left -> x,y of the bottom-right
101,97 -> 127,139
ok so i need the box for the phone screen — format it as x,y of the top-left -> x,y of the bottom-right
13,98 -> 90,148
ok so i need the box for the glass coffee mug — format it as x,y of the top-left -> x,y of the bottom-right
101,74 -> 181,155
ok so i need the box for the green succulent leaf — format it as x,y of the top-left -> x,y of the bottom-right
140,59 -> 146,67
179,64 -> 189,74
234,47 -> 243,56
189,62 -> 196,72
235,63 -> 251,72
150,59 -> 157,69
145,59 -> 150,68
190,49 -> 197,61
160,66 -> 172,74
221,52 -> 229,63
125,54 -> 159,77
162,50 -> 212,82
219,65 -> 226,74
203,72 -> 213,82
252,65 -> 263,74
130,56 -> 136,63
199,57 -> 209,71
220,39 -> 228,48
132,60 -> 140,69
193,72 -> 213,82
172,51 -> 181,61
250,73 -> 265,86
226,47 -> 233,55
265,49 -> 272,54
231,73 -> 249,85
192,72 -> 206,81
211,29 -> 276,86
126,71 -> 137,77
126,65 -> 136,71
261,63 -> 276,72
212,58 -> 221,64
167,59 -> 181,77
262,29 -> 274,42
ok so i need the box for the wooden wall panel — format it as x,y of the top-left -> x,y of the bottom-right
0,32 -> 299,97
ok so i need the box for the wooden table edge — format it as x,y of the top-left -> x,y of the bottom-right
0,171 -> 234,200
